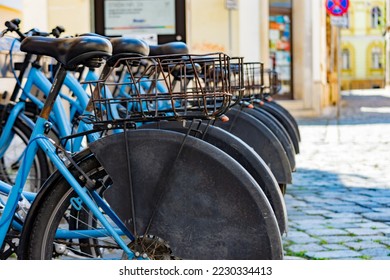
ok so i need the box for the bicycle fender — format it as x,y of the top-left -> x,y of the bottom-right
265,98 -> 301,141
214,108 -> 292,184
89,129 -> 283,259
140,121 -> 288,234
258,102 -> 300,154
238,106 -> 296,172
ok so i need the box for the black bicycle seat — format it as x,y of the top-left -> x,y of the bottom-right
149,42 -> 188,56
79,33 -> 150,66
20,36 -> 112,69
107,37 -> 150,66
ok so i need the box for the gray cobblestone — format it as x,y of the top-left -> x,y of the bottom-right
288,244 -> 326,253
344,241 -> 387,251
322,244 -> 350,250
306,228 -> 348,236
362,212 -> 390,222
304,250 -> 363,260
358,248 -> 390,258
345,228 -> 384,236
282,90 -> 390,260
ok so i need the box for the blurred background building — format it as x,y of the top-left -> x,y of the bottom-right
0,0 -> 388,116
340,0 -> 386,90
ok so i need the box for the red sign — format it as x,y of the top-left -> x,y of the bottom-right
326,0 -> 349,16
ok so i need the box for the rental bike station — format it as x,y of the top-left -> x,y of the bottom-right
0,19 -> 300,260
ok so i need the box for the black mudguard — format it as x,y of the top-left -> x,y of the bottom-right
89,129 -> 283,259
236,105 -> 296,171
214,108 -> 292,185
265,98 -> 301,141
258,101 -> 300,154
140,121 -> 288,234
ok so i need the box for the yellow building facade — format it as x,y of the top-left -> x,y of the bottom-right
341,0 -> 386,89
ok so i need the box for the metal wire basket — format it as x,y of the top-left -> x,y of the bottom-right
263,68 -> 282,96
85,53 -> 243,128
231,62 -> 282,104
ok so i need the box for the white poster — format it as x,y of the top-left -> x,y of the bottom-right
104,0 -> 175,36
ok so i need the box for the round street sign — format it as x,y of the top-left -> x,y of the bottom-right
326,0 -> 349,16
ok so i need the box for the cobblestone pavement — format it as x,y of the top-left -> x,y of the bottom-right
283,89 -> 390,260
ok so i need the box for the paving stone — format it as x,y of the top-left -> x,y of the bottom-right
358,222 -> 390,229
306,228 -> 348,236
371,256 -> 390,260
327,222 -> 362,229
283,236 -> 320,244
344,241 -> 387,251
324,213 -> 364,219
305,209 -> 335,216
355,202 -> 382,208
358,248 -> 390,258
316,236 -> 361,244
379,228 -> 390,235
284,231 -> 312,239
372,207 -> 390,212
362,212 -> 390,222
288,243 -> 326,253
352,236 -> 388,243
322,244 -> 350,250
305,250 -> 362,260
345,228 -> 384,236
332,206 -> 372,213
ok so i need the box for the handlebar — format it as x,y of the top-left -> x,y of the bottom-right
1,18 -> 66,40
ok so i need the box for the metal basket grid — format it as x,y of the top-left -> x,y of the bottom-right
232,62 -> 282,102
86,53 -> 243,127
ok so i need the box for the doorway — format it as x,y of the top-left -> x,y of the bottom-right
269,4 -> 293,99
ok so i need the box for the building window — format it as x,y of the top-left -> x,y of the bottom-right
342,49 -> 350,70
371,7 -> 382,28
371,47 -> 382,69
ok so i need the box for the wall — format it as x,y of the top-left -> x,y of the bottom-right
47,0 -> 90,36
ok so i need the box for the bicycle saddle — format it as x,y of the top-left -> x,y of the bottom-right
149,42 -> 189,56
20,36 -> 112,69
107,37 -> 150,66
79,33 -> 150,66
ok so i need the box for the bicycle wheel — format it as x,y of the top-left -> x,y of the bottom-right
0,117 -> 50,192
22,129 -> 283,259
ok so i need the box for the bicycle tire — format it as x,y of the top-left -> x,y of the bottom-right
0,117 -> 50,192
22,130 -> 283,259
